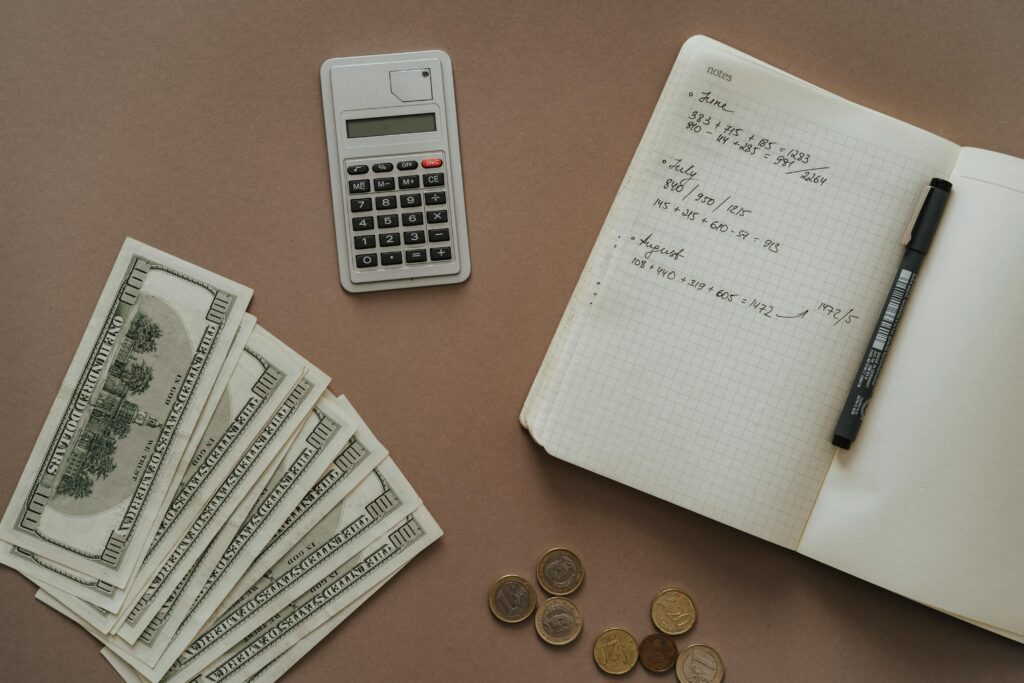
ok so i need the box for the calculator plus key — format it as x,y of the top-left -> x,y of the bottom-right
430,246 -> 452,261
400,193 -> 422,208
427,209 -> 448,224
423,173 -> 445,187
402,212 -> 424,226
425,191 -> 446,205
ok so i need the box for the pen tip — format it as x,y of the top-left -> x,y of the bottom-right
832,434 -> 852,450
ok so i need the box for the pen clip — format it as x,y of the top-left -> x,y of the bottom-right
899,184 -> 930,247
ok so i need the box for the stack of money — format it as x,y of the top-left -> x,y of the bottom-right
0,238 -> 442,683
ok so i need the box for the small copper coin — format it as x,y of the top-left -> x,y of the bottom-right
639,633 -> 678,673
488,574 -> 536,624
536,547 -> 585,596
593,628 -> 639,675
651,588 -> 697,635
676,644 -> 725,683
534,596 -> 583,646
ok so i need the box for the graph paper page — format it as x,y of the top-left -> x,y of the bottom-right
522,36 -> 959,548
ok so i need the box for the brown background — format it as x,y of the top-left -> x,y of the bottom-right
1,1 -> 1022,681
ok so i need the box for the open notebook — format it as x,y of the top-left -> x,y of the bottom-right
521,36 -> 1024,642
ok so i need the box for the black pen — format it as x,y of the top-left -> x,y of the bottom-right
832,177 -> 952,449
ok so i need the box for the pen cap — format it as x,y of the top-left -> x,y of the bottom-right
906,178 -> 952,254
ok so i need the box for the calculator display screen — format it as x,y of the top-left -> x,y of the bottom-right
346,113 -> 436,138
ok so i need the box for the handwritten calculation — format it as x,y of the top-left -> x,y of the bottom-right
682,90 -> 832,186
625,234 -> 859,328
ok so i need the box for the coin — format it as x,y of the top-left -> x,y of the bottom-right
534,596 -> 583,646
488,574 -> 537,624
639,632 -> 678,673
592,628 -> 638,675
676,644 -> 725,683
651,588 -> 697,635
536,547 -> 585,596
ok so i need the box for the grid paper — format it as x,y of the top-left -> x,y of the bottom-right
525,40 -> 959,549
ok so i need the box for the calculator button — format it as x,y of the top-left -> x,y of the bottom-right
373,177 -> 396,192
372,162 -> 394,173
423,173 -> 444,187
422,158 -> 443,168
355,253 -> 378,268
402,212 -> 424,226
348,179 -> 371,193
381,251 -> 402,265
400,193 -> 422,208
398,175 -> 420,190
350,197 -> 372,212
397,160 -> 418,171
430,246 -> 452,261
426,209 -> 448,224
379,232 -> 401,247
403,230 -> 425,245
347,164 -> 369,175
354,235 -> 376,250
428,228 -> 451,242
405,249 -> 427,263
375,195 -> 397,210
424,191 -> 446,205
352,216 -> 374,231
377,214 -> 399,229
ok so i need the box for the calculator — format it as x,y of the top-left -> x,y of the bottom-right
320,50 -> 471,293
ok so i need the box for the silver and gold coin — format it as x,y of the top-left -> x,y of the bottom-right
592,628 -> 638,675
651,587 -> 697,635
536,547 -> 585,596
488,574 -> 536,624
534,596 -> 583,646
676,644 -> 725,683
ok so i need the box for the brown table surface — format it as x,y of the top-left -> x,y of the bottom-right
2,2 -> 1023,681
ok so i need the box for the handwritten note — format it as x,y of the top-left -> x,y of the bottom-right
528,37 -> 960,548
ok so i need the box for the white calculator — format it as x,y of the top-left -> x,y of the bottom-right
320,50 -> 471,293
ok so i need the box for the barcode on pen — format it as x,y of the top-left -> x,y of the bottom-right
872,269 -> 912,351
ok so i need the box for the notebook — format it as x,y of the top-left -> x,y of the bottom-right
520,36 -> 1024,642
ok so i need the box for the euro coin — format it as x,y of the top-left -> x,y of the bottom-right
488,574 -> 536,624
534,596 -> 582,646
651,588 -> 697,635
593,628 -> 638,675
676,644 -> 725,683
536,547 -> 585,596
639,632 -> 678,672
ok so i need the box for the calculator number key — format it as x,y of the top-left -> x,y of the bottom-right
424,191 -> 446,205
423,173 -> 444,187
350,197 -> 372,212
375,195 -> 397,210
352,216 -> 374,231
354,235 -> 376,250
377,214 -> 399,229
379,232 -> 401,247
426,209 -> 448,224
403,230 -> 425,245
355,253 -> 378,268
402,212 -> 424,226
400,193 -> 422,208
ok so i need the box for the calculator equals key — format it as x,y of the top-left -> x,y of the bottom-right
322,50 -> 470,292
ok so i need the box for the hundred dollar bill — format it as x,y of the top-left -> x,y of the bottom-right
110,364 -> 329,641
163,457 -> 420,682
171,508 -> 441,683
0,238 -> 253,589
0,314 -> 257,615
111,393 -> 367,671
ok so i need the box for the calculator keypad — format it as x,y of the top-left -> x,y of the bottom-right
343,152 -> 456,275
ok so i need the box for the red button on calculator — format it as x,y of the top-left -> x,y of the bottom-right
422,158 -> 443,168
